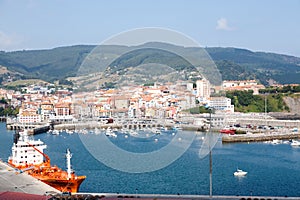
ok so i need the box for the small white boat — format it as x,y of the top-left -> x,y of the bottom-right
271,139 -> 282,145
105,127 -> 117,138
66,129 -> 74,134
291,140 -> 300,147
234,169 -> 247,176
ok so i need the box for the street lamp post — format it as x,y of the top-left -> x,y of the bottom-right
209,108 -> 213,198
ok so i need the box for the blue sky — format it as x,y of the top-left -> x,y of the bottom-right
1,0 -> 300,57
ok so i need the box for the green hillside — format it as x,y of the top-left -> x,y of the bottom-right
0,43 -> 299,85
0,45 -> 94,81
206,47 -> 300,85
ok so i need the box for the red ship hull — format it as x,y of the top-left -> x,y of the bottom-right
38,175 -> 86,193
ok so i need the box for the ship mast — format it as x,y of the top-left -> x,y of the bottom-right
66,148 -> 72,179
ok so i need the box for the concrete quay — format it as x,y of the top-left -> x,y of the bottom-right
222,132 -> 300,143
71,192 -> 300,200
0,160 -> 59,195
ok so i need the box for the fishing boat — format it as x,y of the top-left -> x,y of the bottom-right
8,130 -> 86,193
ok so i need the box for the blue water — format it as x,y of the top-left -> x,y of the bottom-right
1,122 -> 300,197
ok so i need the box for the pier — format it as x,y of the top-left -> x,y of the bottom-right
0,117 -> 6,122
53,121 -> 206,132
6,123 -> 50,135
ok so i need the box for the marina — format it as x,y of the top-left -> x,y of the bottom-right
1,123 -> 300,198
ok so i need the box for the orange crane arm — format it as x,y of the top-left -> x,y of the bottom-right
26,142 -> 50,164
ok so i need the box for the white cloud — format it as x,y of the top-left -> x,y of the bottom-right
216,18 -> 235,31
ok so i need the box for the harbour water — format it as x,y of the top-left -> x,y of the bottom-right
1,123 -> 300,197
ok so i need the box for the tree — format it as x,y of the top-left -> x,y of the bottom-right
0,97 -> 7,104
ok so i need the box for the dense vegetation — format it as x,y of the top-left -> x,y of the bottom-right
185,90 -> 290,114
0,106 -> 19,116
186,106 -> 211,114
226,90 -> 289,112
0,43 -> 299,85
260,85 -> 300,94
0,98 -> 19,116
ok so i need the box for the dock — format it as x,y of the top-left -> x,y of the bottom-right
6,123 -> 50,135
0,160 -> 59,195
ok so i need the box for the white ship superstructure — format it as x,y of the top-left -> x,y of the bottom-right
8,130 -> 47,168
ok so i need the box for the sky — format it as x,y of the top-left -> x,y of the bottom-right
0,0 -> 300,57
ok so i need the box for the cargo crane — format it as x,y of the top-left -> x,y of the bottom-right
26,142 -> 51,167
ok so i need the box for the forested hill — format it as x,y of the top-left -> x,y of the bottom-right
0,43 -> 299,85
206,47 -> 300,85
0,45 -> 94,81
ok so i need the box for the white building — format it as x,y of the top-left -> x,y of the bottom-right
222,80 -> 265,95
17,108 -> 42,123
196,79 -> 211,99
223,80 -> 258,88
18,114 -> 42,123
207,97 -> 234,113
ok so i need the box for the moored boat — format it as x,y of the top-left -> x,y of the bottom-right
8,130 -> 86,193
291,140 -> 300,147
271,139 -> 282,145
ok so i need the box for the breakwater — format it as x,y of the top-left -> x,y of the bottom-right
222,132 -> 300,143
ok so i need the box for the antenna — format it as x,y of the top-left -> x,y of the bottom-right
66,148 -> 72,179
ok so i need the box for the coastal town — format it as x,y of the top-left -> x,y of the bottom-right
2,1 -> 300,199
1,78 -> 299,139
1,79 -> 253,124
